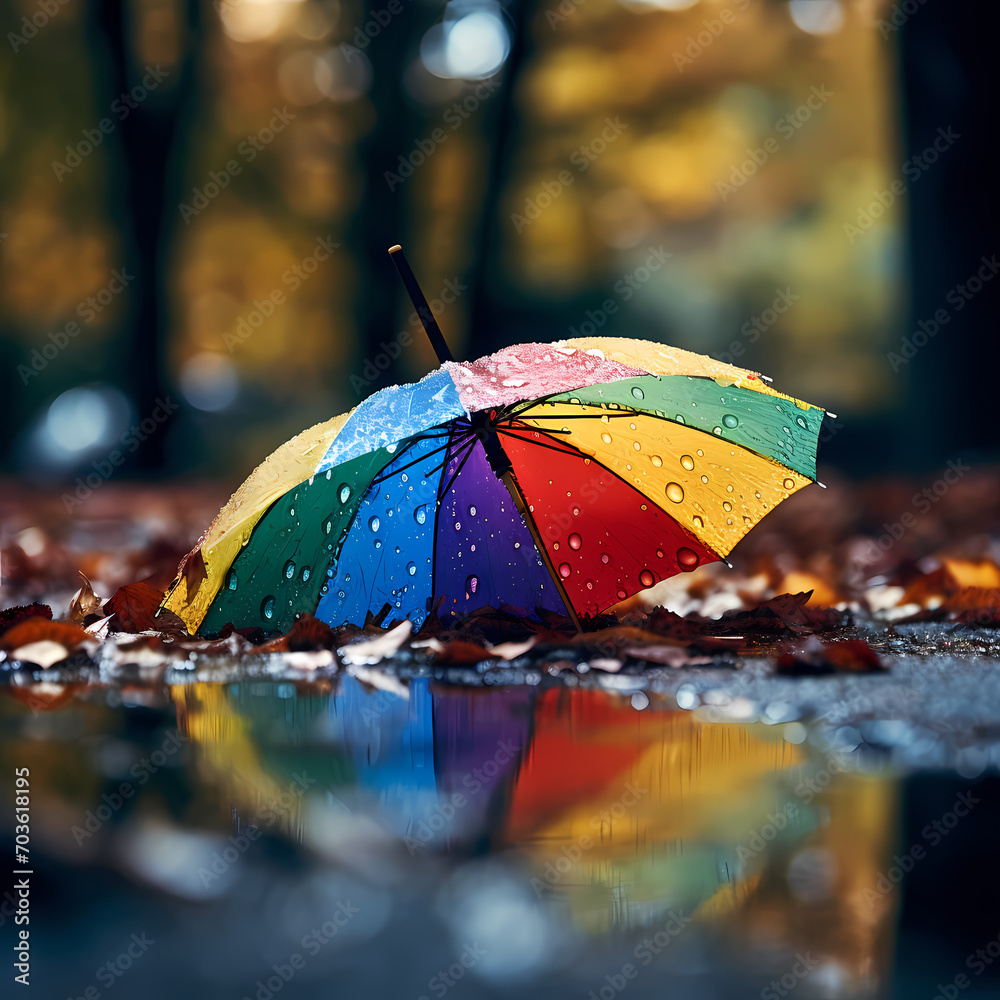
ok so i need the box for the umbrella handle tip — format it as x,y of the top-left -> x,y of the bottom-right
388,244 -> 402,254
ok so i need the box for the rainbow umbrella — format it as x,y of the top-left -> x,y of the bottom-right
162,250 -> 828,635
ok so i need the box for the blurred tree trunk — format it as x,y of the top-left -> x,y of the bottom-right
93,0 -> 201,471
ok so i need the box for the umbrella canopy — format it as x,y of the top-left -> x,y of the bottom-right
161,337 -> 827,635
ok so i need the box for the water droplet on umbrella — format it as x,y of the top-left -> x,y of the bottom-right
665,482 -> 685,503
796,415 -> 807,429
601,552 -> 610,564
601,432 -> 612,444
558,562 -> 572,578
339,484 -> 352,504
568,532 -> 582,550
468,505 -> 477,517
693,515 -> 704,527
369,515 -> 379,532
616,588 -> 627,600
631,385 -> 645,400
639,569 -> 655,587
677,547 -> 699,571
401,473 -> 408,483
723,501 -> 733,511
407,562 -> 416,576
320,584 -> 329,594
323,517 -> 333,534
701,475 -> 709,484
284,559 -> 296,579
783,478 -> 795,490
414,505 -> 427,525
514,541 -> 521,549
338,590 -> 346,599
680,454 -> 695,471
722,414 -> 739,428
712,426 -> 722,435
572,506 -> 580,516
675,414 -> 686,424
261,596 -> 275,619
343,572 -> 351,582
650,455 -> 662,468
289,507 -> 295,517
455,521 -> 461,530
585,579 -> 594,590
466,574 -> 479,595
226,570 -> 238,591
374,539 -> 382,549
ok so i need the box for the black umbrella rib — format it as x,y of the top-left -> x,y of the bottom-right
437,434 -> 479,499
369,434 -> 459,486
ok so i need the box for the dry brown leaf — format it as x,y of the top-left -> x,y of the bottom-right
68,573 -> 103,625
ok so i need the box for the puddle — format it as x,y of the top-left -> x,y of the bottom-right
1,676 -> 995,997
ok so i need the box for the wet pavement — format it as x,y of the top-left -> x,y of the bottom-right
2,627 -> 999,999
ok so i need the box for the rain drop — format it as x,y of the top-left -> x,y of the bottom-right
656,548 -> 664,559
344,572 -> 351,582
339,484 -> 352,505
558,562 -> 572,579
466,574 -> 479,595
261,596 -> 275,620
226,570 -> 238,591
783,478 -> 795,490
368,515 -> 380,532
639,569 -> 655,588
455,521 -> 461,531
601,552 -> 611,564
631,385 -> 645,400
632,441 -> 641,451
680,454 -> 695,471
796,415 -> 808,429
712,426 -> 723,435
675,414 -> 686,424
585,579 -> 594,590
407,562 -> 417,576
701,475 -> 709,484
468,505 -> 477,517
323,517 -> 333,535
284,559 -> 296,579
601,432 -> 612,445
568,532 -> 582,550
651,455 -> 663,468
665,482 -> 685,503
617,588 -> 627,600
722,414 -> 739,428
723,501 -> 733,512
693,515 -> 704,527
414,505 -> 428,525
677,547 -> 699,571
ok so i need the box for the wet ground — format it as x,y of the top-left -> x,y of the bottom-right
3,474 -> 1000,997
3,626 -> 1000,1000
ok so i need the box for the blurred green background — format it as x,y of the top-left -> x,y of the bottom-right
0,0 -> 996,485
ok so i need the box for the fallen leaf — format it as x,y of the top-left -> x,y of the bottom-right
0,603 -> 52,637
105,581 -> 167,633
416,637 -> 499,664
1,617 -> 95,667
777,636 -> 883,675
182,549 -> 208,599
621,645 -> 714,668
68,573 -> 104,625
339,620 -> 413,665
